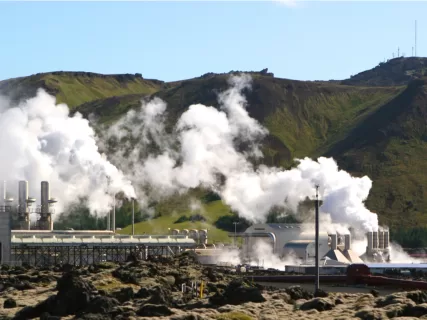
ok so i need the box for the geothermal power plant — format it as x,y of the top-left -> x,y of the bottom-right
0,179 -> 424,276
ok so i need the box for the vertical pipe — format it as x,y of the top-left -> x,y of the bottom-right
345,234 -> 351,250
378,231 -> 385,249
330,234 -> 337,250
373,231 -> 379,249
18,181 -> 28,214
41,181 -> 49,214
132,198 -> 135,236
314,185 -> 320,294
384,231 -> 390,249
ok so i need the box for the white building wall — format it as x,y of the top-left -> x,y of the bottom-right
242,224 -> 330,262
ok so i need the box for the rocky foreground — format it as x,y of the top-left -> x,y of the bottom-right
1,253 -> 427,320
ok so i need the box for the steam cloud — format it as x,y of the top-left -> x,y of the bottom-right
0,90 -> 135,215
104,74 -> 380,232
0,74 -> 380,233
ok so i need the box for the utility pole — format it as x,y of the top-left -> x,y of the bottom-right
107,210 -> 110,231
112,194 -> 116,232
233,222 -> 238,246
132,198 -> 135,236
314,184 -> 320,294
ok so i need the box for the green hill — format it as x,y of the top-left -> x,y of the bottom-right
0,71 -> 164,109
2,59 -> 427,245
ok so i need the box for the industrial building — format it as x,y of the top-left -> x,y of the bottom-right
233,223 -> 391,266
0,180 -> 197,267
0,180 -> 398,269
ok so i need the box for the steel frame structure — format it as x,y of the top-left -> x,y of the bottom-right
11,244 -> 184,267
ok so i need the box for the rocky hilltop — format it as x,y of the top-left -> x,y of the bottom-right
342,57 -> 427,86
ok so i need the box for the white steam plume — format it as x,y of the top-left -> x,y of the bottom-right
0,89 -> 135,216
107,74 -> 380,232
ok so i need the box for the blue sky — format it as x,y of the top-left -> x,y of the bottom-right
0,1 -> 426,82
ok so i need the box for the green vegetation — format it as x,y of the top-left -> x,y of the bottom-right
216,312 -> 254,320
117,199 -> 236,244
0,71 -> 163,109
3,59 -> 427,246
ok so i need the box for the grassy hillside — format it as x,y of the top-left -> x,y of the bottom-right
117,200 -> 234,243
0,71 -> 164,109
326,78 -> 427,229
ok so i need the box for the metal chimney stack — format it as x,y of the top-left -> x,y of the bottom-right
18,181 -> 30,230
384,230 -> 390,249
330,234 -> 338,250
344,234 -> 351,250
1,181 -> 5,205
39,181 -> 52,230
373,231 -> 379,249
366,231 -> 373,254
378,230 -> 385,249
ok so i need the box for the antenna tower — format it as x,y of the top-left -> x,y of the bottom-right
415,20 -> 417,57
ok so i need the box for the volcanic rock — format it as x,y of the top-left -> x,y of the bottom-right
209,279 -> 266,306
3,298 -> 17,308
285,286 -> 313,301
137,303 -> 174,317
299,297 -> 335,311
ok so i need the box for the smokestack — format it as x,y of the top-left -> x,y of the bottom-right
384,230 -> 390,249
39,181 -> 52,230
330,234 -> 337,250
367,231 -> 373,253
18,181 -> 30,230
344,234 -> 351,250
1,181 -> 5,205
373,231 -> 379,249
378,230 -> 384,249
18,181 -> 28,213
